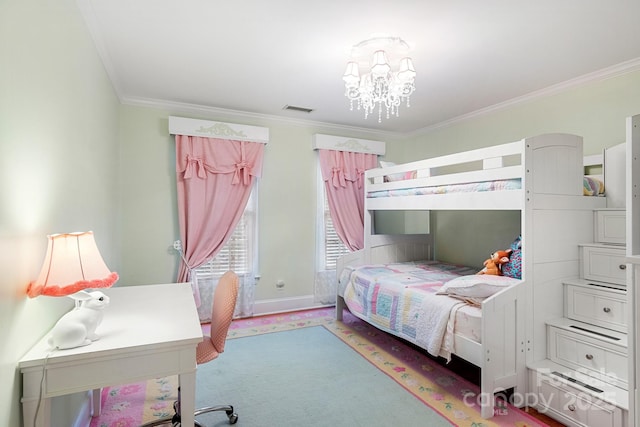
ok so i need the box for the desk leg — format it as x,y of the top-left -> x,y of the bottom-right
22,395 -> 52,427
91,388 -> 102,416
179,370 -> 196,426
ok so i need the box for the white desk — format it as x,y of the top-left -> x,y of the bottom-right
19,283 -> 203,427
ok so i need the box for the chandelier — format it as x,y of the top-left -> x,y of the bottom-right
343,36 -> 416,122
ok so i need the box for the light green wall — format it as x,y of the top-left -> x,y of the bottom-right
116,107 -> 389,302
0,1 -> 120,426
117,108 -> 179,285
400,71 -> 640,158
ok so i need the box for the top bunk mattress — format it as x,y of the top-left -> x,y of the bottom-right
368,178 -> 521,198
367,176 -> 604,198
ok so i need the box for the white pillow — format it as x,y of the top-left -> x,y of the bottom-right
379,160 -> 415,182
437,275 -> 520,299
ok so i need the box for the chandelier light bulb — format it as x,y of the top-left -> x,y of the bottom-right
343,36 -> 416,123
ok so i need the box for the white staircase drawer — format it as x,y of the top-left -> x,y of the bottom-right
548,325 -> 627,389
529,370 -> 625,427
580,244 -> 627,285
594,209 -> 626,245
565,283 -> 627,333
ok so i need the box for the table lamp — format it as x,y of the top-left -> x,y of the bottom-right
27,231 -> 118,298
27,231 -> 119,349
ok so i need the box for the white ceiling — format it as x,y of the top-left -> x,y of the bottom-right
78,0 -> 640,135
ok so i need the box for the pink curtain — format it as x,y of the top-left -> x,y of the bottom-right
318,149 -> 377,251
176,134 -> 265,283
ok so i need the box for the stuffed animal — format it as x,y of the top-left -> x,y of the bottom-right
477,249 -> 512,275
47,290 -> 110,350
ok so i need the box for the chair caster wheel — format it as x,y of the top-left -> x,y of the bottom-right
226,408 -> 238,424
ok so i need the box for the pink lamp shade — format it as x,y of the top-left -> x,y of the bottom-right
27,231 -> 119,298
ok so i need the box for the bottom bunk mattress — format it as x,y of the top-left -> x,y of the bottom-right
338,261 -> 484,361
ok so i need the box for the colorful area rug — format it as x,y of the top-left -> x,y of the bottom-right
90,307 -> 549,427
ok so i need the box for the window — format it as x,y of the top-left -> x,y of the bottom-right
316,166 -> 349,271
322,195 -> 350,270
314,164 -> 349,304
192,186 -> 258,319
193,202 -> 254,278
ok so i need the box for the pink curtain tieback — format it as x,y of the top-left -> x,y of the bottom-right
331,167 -> 346,188
182,155 -> 206,179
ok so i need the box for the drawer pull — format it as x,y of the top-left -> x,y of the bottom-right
603,307 -> 611,313
585,354 -> 594,360
619,264 -> 626,270
568,404 -> 576,412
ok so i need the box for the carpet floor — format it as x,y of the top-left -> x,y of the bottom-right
90,307 -> 554,427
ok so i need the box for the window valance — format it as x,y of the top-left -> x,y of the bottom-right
169,116 -> 269,144
312,133 -> 385,155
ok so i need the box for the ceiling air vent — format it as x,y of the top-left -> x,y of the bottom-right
283,105 -> 313,113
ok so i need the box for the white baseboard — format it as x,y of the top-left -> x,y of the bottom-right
251,295 -> 333,317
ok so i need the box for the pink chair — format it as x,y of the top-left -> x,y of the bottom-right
141,271 -> 239,426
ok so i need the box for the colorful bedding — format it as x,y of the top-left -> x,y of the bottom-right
339,261 -> 479,361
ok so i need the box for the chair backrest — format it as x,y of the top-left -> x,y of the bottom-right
209,271 -> 239,354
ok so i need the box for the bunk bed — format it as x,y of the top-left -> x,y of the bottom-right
335,133 -> 610,418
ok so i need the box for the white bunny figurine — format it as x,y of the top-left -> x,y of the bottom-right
47,290 -> 110,350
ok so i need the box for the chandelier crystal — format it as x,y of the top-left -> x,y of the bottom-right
343,36 -> 416,122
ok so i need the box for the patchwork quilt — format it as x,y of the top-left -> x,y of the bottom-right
339,261 -> 478,361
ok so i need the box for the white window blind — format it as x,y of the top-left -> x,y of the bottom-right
312,134 -> 384,304
315,163 -> 349,305
194,188 -> 256,278
191,187 -> 258,320
193,215 -> 251,279
323,195 -> 350,270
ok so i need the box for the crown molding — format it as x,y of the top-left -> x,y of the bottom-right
121,96 -> 400,140
408,57 -> 640,137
